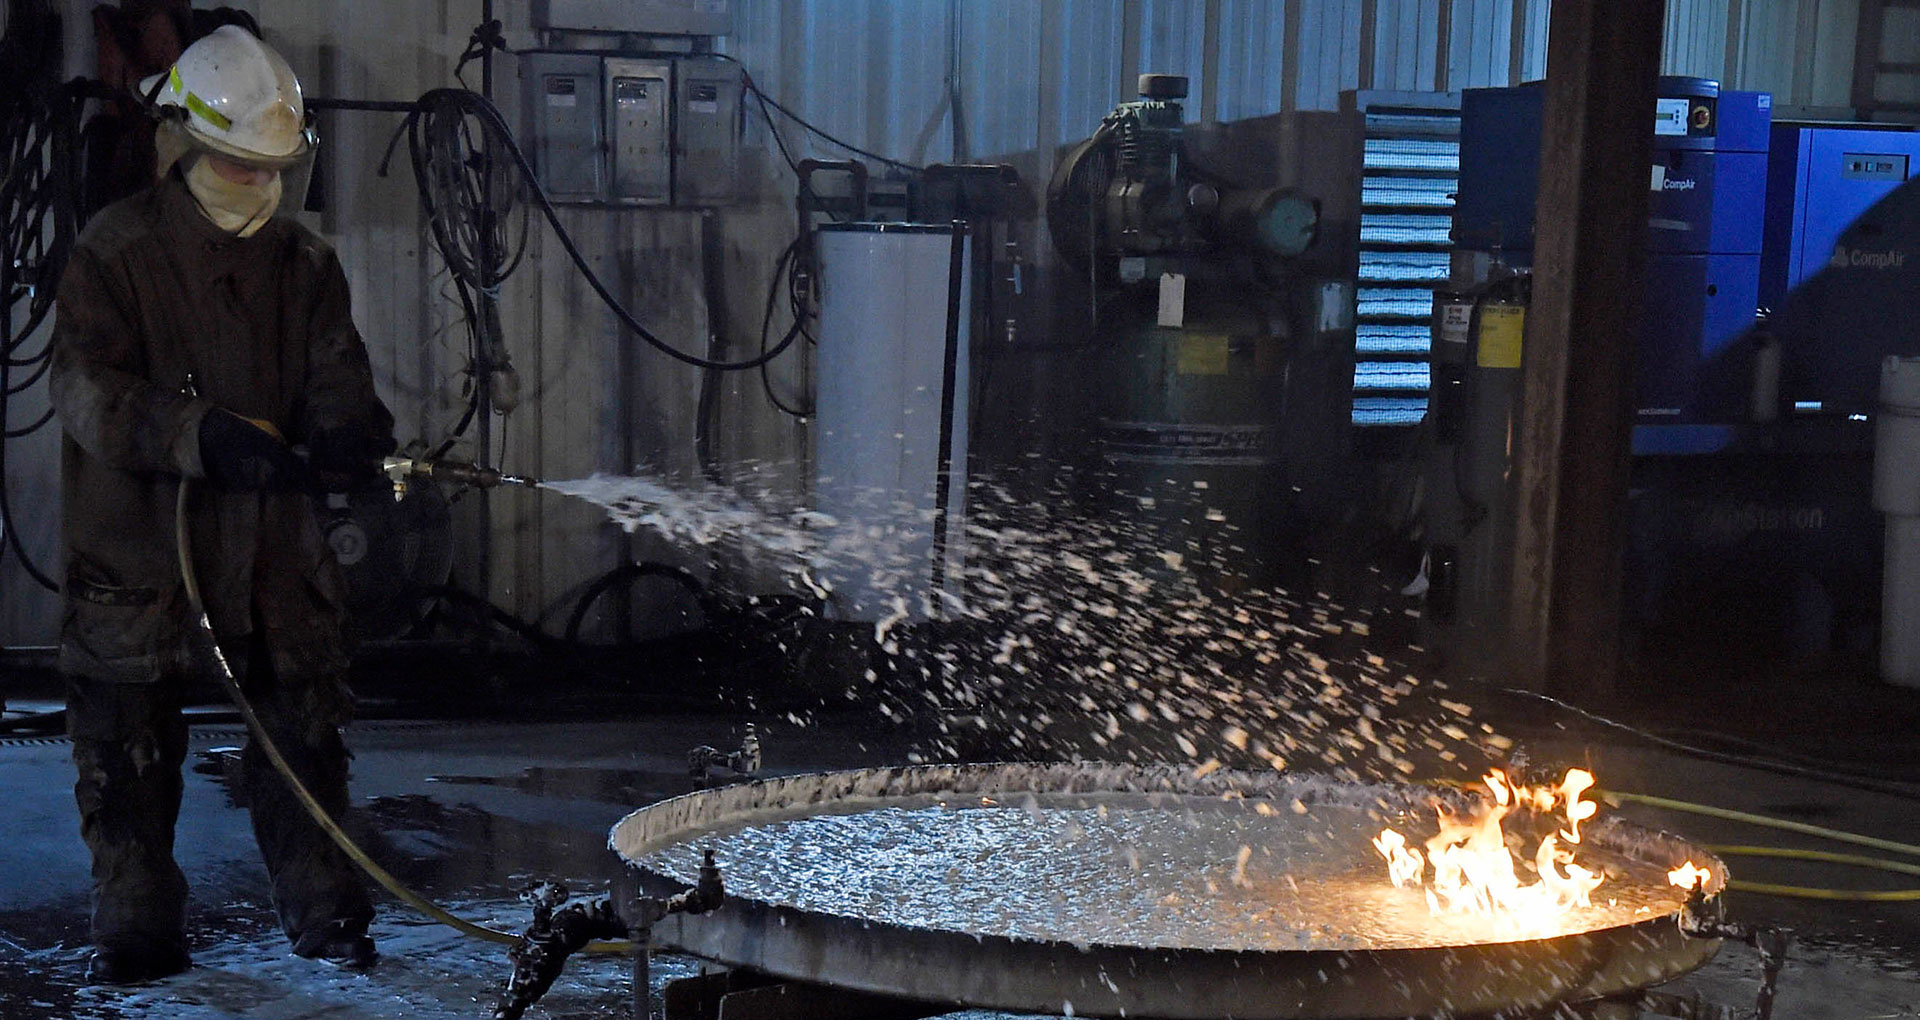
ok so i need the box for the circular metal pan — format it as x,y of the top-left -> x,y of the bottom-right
610,763 -> 1726,1020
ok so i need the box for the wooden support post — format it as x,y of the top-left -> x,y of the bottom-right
1507,0 -> 1665,698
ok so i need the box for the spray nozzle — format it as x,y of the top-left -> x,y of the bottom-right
381,455 -> 538,499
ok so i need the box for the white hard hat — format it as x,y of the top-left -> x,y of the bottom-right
141,25 -> 314,168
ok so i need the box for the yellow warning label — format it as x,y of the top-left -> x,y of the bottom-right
1476,304 -> 1526,369
1176,333 -> 1231,375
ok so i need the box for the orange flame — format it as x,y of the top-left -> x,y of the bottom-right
1372,828 -> 1426,888
1372,768 -> 1606,928
1558,769 -> 1597,843
1669,861 -> 1712,891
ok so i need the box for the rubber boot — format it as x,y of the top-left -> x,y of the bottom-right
67,679 -> 192,984
237,671 -> 375,962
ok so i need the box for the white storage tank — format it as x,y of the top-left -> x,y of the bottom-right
812,223 -> 972,624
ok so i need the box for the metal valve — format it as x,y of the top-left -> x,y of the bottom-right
689,723 -> 762,788
1677,885 -> 1791,1020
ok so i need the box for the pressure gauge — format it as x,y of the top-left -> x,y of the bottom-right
1256,191 -> 1320,258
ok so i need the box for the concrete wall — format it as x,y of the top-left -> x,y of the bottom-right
0,0 -> 1875,648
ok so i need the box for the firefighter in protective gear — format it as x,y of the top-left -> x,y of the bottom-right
49,24 -> 393,985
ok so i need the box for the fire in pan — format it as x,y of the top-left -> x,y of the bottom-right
610,763 -> 1728,1019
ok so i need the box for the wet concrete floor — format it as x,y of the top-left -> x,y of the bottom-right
0,708 -> 1915,1019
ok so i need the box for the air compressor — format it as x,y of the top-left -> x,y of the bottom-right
1045,74 -> 1323,590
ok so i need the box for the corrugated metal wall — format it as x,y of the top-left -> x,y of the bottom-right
0,0 -> 1875,645
724,0 -> 1855,175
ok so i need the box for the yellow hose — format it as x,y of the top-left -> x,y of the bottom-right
1606,790 -> 1920,901
1706,844 -> 1920,877
176,482 -> 632,954
1722,881 -> 1920,902
1605,790 -> 1920,859
1707,845 -> 1920,901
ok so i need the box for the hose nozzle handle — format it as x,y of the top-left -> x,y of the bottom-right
382,456 -> 536,498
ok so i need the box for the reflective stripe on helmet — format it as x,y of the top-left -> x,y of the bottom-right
171,66 -> 234,133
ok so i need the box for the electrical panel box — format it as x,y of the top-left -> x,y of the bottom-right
674,56 -> 743,206
531,0 -> 733,37
604,57 -> 673,205
519,52 -> 742,206
520,51 -> 604,203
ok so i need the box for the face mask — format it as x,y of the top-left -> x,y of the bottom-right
184,156 -> 282,238
154,121 -> 193,181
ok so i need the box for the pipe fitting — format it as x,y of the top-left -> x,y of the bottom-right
1677,887 -> 1790,1020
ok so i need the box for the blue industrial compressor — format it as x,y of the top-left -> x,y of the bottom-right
1454,76 -> 1771,452
1764,124 -> 1920,415
1440,78 -> 1920,672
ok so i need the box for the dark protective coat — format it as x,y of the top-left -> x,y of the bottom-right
50,173 -> 393,954
50,174 -> 394,680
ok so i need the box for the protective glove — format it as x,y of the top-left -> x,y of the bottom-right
198,409 -> 306,491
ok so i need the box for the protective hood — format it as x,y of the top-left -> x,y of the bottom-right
158,120 -> 316,213
185,155 -> 282,237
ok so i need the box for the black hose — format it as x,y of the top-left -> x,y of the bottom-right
561,561 -> 709,647
398,92 -> 528,293
1,18 -> 77,593
3,403 -> 53,439
757,239 -> 812,419
417,583 -> 566,652
3,301 -> 53,368
704,53 -> 921,173
382,70 -> 844,472
0,301 -> 62,593
4,350 -> 50,393
387,89 -> 808,374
